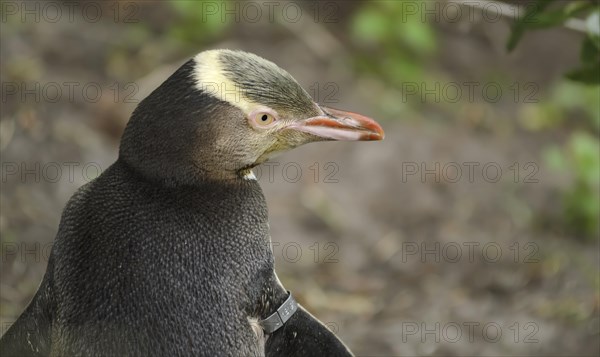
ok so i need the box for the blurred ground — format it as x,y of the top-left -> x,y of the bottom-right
1,1 -> 599,356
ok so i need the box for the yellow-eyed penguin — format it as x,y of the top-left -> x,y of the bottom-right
0,49 -> 384,356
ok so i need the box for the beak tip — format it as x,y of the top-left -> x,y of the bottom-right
372,133 -> 385,141
368,124 -> 385,141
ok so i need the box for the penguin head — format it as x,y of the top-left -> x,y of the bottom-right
119,49 -> 384,185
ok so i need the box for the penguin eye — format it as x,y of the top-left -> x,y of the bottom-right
248,108 -> 279,129
255,112 -> 276,126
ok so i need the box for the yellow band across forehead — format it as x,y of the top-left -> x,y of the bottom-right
193,50 -> 257,114
193,50 -> 317,118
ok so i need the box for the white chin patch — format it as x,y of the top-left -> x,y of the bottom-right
243,170 -> 257,181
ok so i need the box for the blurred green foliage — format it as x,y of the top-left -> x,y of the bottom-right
544,132 -> 600,239
509,0 -> 599,239
350,0 -> 599,239
508,0 -> 599,84
102,1 -> 232,80
170,1 -> 232,48
350,0 -> 436,85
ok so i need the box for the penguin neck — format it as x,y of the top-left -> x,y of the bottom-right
116,157 -> 256,189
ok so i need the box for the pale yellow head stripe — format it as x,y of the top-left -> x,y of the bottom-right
193,50 -> 257,114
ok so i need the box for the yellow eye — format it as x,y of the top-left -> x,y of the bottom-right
256,113 -> 275,126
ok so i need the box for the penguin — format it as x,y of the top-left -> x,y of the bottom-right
0,49 -> 384,356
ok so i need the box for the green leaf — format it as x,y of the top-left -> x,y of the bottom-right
527,10 -> 573,29
507,0 -> 594,51
507,0 -> 557,51
580,35 -> 600,63
566,63 -> 600,84
573,34 -> 600,85
565,2 -> 594,16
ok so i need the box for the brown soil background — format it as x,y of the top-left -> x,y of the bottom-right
1,1 -> 598,356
